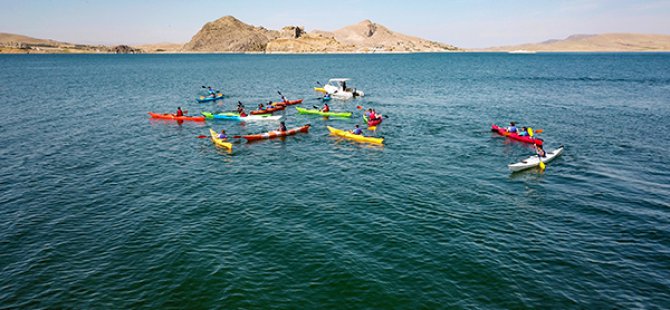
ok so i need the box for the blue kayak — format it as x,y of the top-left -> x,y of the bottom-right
196,93 -> 224,103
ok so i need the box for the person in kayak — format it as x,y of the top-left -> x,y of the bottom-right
518,126 -> 529,136
321,103 -> 330,113
367,108 -> 375,120
278,121 -> 287,132
351,125 -> 363,135
323,93 -> 331,100
207,86 -> 215,94
218,129 -> 228,140
507,122 -> 518,133
281,95 -> 289,103
258,103 -> 265,110
535,144 -> 546,157
370,109 -> 382,121
176,107 -> 184,117
237,104 -> 247,117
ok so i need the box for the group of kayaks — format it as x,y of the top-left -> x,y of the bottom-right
490,123 -> 564,172
151,87 -> 386,154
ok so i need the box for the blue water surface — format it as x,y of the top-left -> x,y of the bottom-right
1,53 -> 669,308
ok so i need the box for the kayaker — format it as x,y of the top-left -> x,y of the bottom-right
278,121 -> 287,132
535,144 -> 546,157
176,107 -> 184,117
324,93 -> 331,100
507,122 -> 518,133
281,95 -> 289,103
237,106 -> 247,117
218,129 -> 228,140
258,103 -> 265,110
519,126 -> 529,136
351,125 -> 363,135
321,103 -> 330,113
371,109 -> 382,121
207,86 -> 214,94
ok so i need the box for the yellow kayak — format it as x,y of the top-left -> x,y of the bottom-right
314,87 -> 327,93
327,126 -> 384,145
209,128 -> 232,152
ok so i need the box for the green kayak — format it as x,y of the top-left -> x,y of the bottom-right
295,107 -> 352,118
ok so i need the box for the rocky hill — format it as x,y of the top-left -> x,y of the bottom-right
182,16 -> 279,52
487,33 -> 670,52
0,32 -> 140,54
184,16 -> 459,53
328,20 -> 456,52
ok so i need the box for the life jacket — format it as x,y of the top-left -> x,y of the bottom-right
527,127 -> 534,137
323,106 -> 329,112
176,109 -> 183,116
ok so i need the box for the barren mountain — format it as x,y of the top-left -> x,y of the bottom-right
183,16 -> 279,52
0,32 -> 140,54
487,33 -> 670,52
328,20 -> 458,52
184,17 -> 459,53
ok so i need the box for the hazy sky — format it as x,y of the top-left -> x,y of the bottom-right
1,0 -> 669,48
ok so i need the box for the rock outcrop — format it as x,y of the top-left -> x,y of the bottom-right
183,16 -> 459,53
328,20 -> 458,52
183,16 -> 279,52
112,45 -> 141,54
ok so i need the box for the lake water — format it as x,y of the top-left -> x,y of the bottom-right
1,53 -> 669,308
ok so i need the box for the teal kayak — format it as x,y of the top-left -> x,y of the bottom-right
196,93 -> 224,102
296,107 -> 352,118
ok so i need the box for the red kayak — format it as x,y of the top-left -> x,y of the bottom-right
250,105 -> 286,115
491,124 -> 543,145
364,115 -> 383,126
148,112 -> 205,122
271,99 -> 304,107
242,124 -> 310,141
368,117 -> 382,126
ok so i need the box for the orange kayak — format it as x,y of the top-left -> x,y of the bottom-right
271,99 -> 304,107
242,124 -> 310,141
250,105 -> 286,115
148,112 -> 206,122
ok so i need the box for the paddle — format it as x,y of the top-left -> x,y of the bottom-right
535,144 -> 546,170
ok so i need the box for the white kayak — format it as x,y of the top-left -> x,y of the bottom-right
241,115 -> 283,121
508,146 -> 564,172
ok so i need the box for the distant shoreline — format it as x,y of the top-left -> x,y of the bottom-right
3,50 -> 670,55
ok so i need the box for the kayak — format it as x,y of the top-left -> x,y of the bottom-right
148,112 -> 205,122
271,99 -> 304,107
202,112 -> 282,121
296,107 -> 352,118
327,126 -> 383,145
250,105 -> 285,115
491,124 -> 543,145
242,124 -> 310,142
209,128 -> 232,152
508,145 -> 564,172
196,93 -> 224,102
364,115 -> 383,126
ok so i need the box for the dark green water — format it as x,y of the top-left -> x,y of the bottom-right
1,53 -> 669,308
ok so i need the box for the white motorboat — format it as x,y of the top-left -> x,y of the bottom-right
317,78 -> 365,99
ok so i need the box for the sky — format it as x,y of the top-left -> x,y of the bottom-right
1,0 -> 669,48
